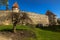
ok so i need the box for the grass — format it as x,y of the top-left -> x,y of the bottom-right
0,25 -> 60,40
35,28 -> 60,40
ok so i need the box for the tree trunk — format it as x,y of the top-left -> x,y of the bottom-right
13,22 -> 17,33
6,4 -> 8,10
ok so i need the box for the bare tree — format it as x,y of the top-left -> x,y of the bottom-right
0,0 -> 8,10
11,12 -> 20,33
20,12 -> 32,25
11,12 -> 32,33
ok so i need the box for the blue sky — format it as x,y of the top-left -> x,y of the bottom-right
0,0 -> 60,18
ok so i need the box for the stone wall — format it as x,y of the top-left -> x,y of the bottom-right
0,10 -> 49,26
26,12 -> 49,26
0,11 -> 12,25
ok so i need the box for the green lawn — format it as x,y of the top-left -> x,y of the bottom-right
0,25 -> 60,40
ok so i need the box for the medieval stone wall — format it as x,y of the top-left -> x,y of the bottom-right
0,11 -> 12,25
0,10 -> 49,26
26,12 -> 49,26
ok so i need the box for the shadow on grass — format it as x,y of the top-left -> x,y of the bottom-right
0,29 -> 13,33
36,25 -> 60,32
0,29 -> 37,39
0,29 -> 27,32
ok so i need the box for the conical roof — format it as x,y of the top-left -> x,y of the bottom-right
46,10 -> 56,16
12,2 -> 19,8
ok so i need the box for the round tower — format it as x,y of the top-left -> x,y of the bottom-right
12,2 -> 19,13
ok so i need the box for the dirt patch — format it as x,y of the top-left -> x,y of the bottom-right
0,29 -> 36,40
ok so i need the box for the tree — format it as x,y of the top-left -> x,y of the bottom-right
20,12 -> 32,25
11,12 -> 20,33
57,18 -> 60,24
0,0 -> 8,10
11,12 -> 32,33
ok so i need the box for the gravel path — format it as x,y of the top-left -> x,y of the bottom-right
0,34 -> 12,40
0,30 -> 36,40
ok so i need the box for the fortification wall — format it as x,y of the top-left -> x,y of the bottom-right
0,11 -> 49,26
0,11 -> 12,25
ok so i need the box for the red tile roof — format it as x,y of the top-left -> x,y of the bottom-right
12,2 -> 19,8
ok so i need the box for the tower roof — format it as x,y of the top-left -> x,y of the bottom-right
46,10 -> 56,16
12,2 -> 19,8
